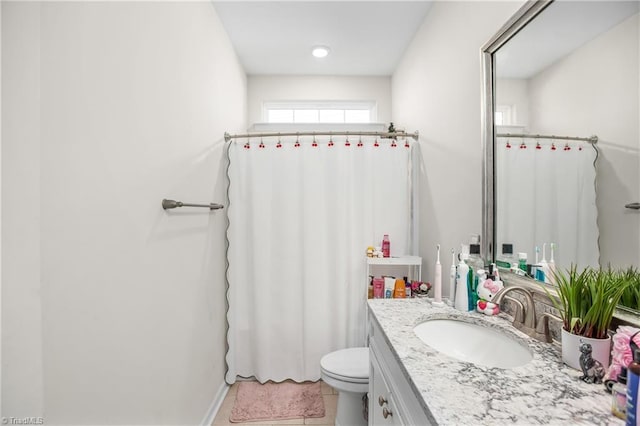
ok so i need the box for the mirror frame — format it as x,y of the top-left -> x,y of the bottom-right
480,0 -> 640,327
480,0 -> 553,264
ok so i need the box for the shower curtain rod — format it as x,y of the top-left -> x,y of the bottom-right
224,130 -> 419,142
496,132 -> 598,144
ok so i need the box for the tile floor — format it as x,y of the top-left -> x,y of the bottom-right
212,380 -> 338,426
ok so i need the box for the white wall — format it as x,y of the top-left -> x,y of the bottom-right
2,2 -> 246,424
247,75 -> 391,126
496,78 -> 530,127
528,13 -> 639,268
2,2 -> 44,417
392,1 -> 524,295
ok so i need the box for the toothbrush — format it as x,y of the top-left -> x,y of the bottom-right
433,244 -> 444,305
548,243 -> 557,284
538,243 -> 549,284
448,249 -> 456,306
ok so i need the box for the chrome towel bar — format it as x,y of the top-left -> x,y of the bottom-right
162,199 -> 224,210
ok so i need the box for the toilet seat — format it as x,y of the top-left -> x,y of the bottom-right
321,369 -> 369,384
320,347 -> 369,382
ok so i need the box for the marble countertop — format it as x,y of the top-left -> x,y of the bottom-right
368,298 -> 623,425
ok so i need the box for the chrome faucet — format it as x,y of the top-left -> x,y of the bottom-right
492,286 -> 537,339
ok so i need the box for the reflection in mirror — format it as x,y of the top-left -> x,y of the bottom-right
482,1 -> 640,310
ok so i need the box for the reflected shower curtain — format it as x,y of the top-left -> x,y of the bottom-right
496,138 -> 599,270
225,136 -> 416,383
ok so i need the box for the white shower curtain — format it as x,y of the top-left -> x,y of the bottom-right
496,138 -> 599,270
225,136 -> 416,383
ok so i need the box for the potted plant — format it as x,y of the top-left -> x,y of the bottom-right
544,265 -> 629,370
618,267 -> 640,311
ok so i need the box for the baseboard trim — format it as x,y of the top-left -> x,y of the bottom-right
201,381 -> 230,426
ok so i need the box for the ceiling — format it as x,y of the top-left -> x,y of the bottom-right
212,1 -> 434,76
496,1 -> 640,79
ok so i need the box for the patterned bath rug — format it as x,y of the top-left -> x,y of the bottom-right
229,380 -> 325,423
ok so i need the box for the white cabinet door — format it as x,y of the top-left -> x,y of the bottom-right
368,318 -> 433,426
369,348 -> 402,426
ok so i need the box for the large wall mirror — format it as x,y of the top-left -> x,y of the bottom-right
482,1 -> 640,308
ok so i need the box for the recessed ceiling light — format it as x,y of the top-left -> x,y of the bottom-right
312,46 -> 330,58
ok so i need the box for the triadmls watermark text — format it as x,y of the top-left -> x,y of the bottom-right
2,417 -> 44,425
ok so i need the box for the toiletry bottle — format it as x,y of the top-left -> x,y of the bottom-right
382,234 -> 390,258
467,244 -> 483,309
404,277 -> 412,298
448,249 -> 456,306
384,276 -> 395,299
373,277 -> 384,299
393,278 -> 405,298
454,254 -> 470,311
626,349 -> 640,425
613,367 -> 628,420
368,276 -> 374,299
518,253 -> 527,272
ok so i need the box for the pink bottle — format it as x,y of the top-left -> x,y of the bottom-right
382,234 -> 390,258
372,277 -> 384,299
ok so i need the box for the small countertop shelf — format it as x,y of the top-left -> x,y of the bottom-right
367,298 -> 622,425
366,256 -> 422,266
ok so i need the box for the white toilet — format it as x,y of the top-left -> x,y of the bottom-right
320,347 -> 369,426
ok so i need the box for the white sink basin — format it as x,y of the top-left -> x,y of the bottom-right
413,319 -> 533,369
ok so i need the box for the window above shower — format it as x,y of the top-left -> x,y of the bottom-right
263,101 -> 377,124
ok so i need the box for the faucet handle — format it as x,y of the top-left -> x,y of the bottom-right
535,312 -> 562,343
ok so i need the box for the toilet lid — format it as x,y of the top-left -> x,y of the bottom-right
320,347 -> 369,380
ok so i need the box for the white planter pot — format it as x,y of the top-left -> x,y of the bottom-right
561,329 -> 611,370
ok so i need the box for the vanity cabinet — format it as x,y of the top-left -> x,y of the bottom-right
368,316 -> 432,426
